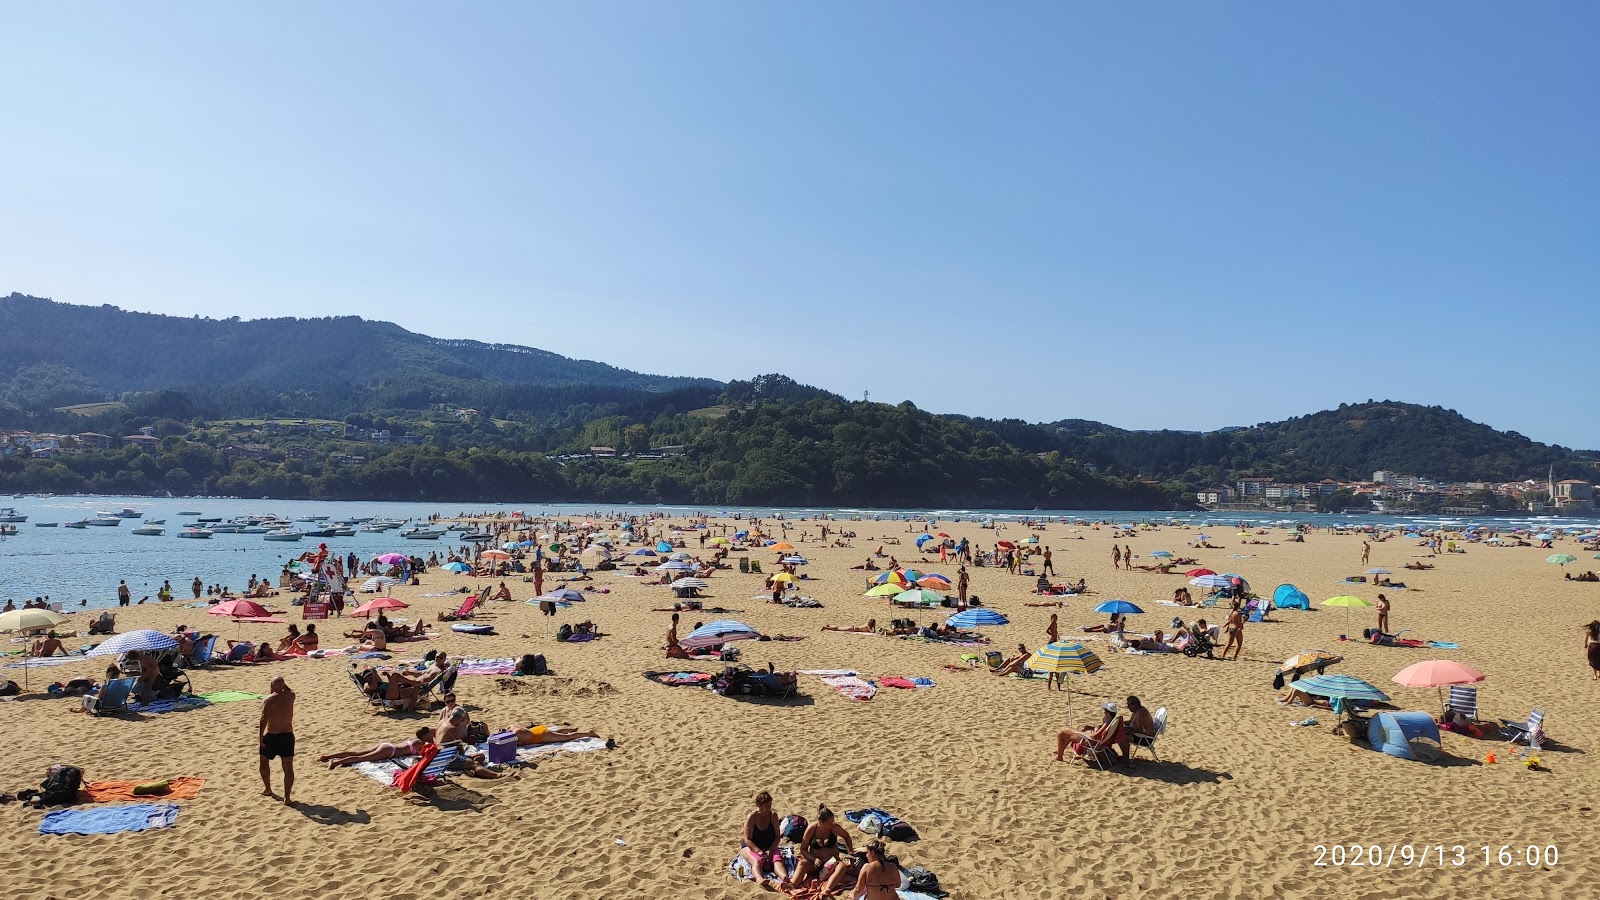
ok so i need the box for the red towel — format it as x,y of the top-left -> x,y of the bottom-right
878,677 -> 917,689
392,743 -> 439,792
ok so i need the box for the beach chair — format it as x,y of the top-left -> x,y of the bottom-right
442,588 -> 486,621
1246,599 -> 1268,624
1130,708 -> 1169,761
188,635 -> 218,668
85,677 -> 138,716
1445,686 -> 1479,724
1500,709 -> 1545,750
350,667 -> 384,707
1071,717 -> 1124,770
419,664 -> 459,705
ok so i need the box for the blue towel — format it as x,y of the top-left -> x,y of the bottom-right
1428,641 -> 1460,649
911,677 -> 936,688
130,697 -> 211,714
40,803 -> 180,835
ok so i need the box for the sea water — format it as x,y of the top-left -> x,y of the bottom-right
1,495 -> 1596,609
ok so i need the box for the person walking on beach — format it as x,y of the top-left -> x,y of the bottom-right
1376,593 -> 1390,633
259,677 -> 296,804
533,562 -> 544,599
957,567 -> 969,606
116,580 -> 131,607
1361,541 -> 1371,565
1042,546 -> 1054,576
1111,545 -> 1122,570
1123,545 -> 1132,570
1046,613 -> 1059,644
1222,602 -> 1244,661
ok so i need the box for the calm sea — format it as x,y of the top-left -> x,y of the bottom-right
2,495 -> 1596,609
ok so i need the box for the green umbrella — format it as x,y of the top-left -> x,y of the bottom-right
1546,554 -> 1577,566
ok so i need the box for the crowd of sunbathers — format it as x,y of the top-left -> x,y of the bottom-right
738,791 -> 905,898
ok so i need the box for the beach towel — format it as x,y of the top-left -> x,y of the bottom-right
40,803 -> 180,835
129,696 -> 211,714
80,777 -> 205,803
728,848 -> 799,881
819,674 -> 875,701
4,656 -> 79,669
647,671 -> 713,686
798,669 -> 858,676
1428,641 -> 1460,649
351,737 -> 610,786
194,690 -> 263,703
457,657 -> 518,676
877,676 -> 925,690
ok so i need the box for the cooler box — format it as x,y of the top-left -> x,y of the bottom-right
487,731 -> 518,764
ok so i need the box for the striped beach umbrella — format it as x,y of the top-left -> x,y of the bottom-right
681,619 -> 761,650
656,561 -> 692,572
893,588 -> 945,607
946,607 -> 1009,628
541,588 -> 584,603
87,629 -> 179,657
870,571 -> 909,586
1189,574 -> 1232,588
1288,672 -> 1390,703
1028,641 -> 1104,719
670,578 -> 708,590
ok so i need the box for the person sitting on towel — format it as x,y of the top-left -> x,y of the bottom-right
990,644 -> 1033,676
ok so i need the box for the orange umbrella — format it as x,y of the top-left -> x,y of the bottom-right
481,549 -> 511,560
772,542 -> 795,552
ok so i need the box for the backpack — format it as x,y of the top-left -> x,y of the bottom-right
904,866 -> 941,894
465,721 -> 489,744
39,765 -> 84,806
556,624 -> 573,642
780,814 -> 808,844
887,820 -> 918,842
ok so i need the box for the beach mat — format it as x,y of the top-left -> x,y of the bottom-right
818,674 -> 875,701
40,803 -> 180,835
80,777 -> 205,803
129,696 -> 211,714
350,737 -> 609,785
195,690 -> 264,703
457,657 -> 517,676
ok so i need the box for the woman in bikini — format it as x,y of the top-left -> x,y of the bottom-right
511,723 -> 612,747
1221,603 -> 1244,661
319,727 -> 433,768
822,619 -> 877,634
852,840 -> 903,900
790,804 -> 855,885
739,790 -> 788,890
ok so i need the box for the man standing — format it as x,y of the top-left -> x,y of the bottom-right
1361,541 -> 1371,565
1042,546 -> 1054,576
1111,545 -> 1122,570
259,677 -> 296,804
533,562 -> 544,599
116,580 -> 131,607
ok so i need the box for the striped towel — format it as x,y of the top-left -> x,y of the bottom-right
819,674 -> 876,701
457,657 -> 517,676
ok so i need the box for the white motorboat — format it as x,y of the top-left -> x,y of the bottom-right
263,528 -> 304,541
0,507 -> 26,523
131,524 -> 165,536
86,516 -> 122,526
295,515 -> 330,522
113,507 -> 143,518
238,525 -> 269,534
400,526 -> 445,540
177,527 -> 214,539
177,510 -> 202,516
145,518 -> 165,525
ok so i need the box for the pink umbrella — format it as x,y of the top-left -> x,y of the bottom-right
352,596 -> 408,617
1392,659 -> 1486,714
209,599 -> 273,619
376,553 -> 408,565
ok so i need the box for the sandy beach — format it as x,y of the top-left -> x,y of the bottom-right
2,516 -> 1595,900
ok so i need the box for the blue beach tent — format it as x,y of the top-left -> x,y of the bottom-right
1273,584 -> 1310,610
1367,711 -> 1442,762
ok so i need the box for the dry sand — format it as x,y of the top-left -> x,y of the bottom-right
2,518 -> 1596,899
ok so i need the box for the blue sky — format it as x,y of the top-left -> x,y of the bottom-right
3,3 -> 1596,448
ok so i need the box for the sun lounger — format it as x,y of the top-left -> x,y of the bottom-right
187,635 -> 217,668
84,677 -> 138,716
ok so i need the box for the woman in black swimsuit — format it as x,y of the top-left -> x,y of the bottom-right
739,790 -> 788,890
790,804 -> 855,886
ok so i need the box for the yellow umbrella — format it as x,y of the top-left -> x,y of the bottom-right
771,573 -> 794,583
709,537 -> 729,546
865,584 -> 903,597
1323,595 -> 1373,638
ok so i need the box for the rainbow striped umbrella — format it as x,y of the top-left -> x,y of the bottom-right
1028,641 -> 1104,718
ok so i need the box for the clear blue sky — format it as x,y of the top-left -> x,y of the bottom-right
3,3 -> 1596,448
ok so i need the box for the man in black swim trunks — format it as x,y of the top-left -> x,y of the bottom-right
259,676 -> 296,803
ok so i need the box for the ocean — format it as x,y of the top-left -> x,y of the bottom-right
2,495 -> 1596,609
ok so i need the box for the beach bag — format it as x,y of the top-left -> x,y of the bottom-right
515,653 -> 548,676
984,651 -> 1004,669
556,624 -> 573,642
904,866 -> 941,894
39,765 -> 83,806
465,721 -> 489,744
887,820 -> 918,841
0,680 -> 19,697
780,814 -> 808,844
719,647 -> 740,662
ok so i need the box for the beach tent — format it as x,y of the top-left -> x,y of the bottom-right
1367,711 -> 1442,762
1273,584 -> 1310,610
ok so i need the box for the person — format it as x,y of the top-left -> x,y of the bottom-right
1056,702 -> 1124,763
665,612 -> 690,658
117,580 -> 131,607
1278,687 -> 1333,709
294,623 -> 319,653
353,623 -> 386,652
259,677 -> 296,803
1124,695 -> 1156,761
1042,546 -> 1054,575
493,581 -> 513,602
853,839 -> 903,900
1111,545 -> 1121,570
511,723 -> 612,747
990,643 -> 1032,676
791,804 -> 855,886
192,577 -> 204,600
319,727 -> 433,769
739,790 -> 788,890
276,624 -> 302,654
1361,541 -> 1371,564
1221,603 -> 1244,661
1045,613 -> 1059,645
29,632 -> 68,657
822,618 -> 877,634
957,567 -> 969,606
1081,613 -> 1126,634
1586,621 -> 1600,680
1376,593 -> 1391,634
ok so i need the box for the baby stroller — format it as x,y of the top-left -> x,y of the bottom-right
1182,629 -> 1217,659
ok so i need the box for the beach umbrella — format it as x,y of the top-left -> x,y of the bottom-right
670,578 -> 708,590
917,574 -> 952,589
709,537 -> 730,546
1150,550 -> 1174,558
996,541 -> 1016,550
1535,533 -> 1554,541
0,608 -> 67,633
656,561 -> 692,572
360,576 -> 399,593
915,534 -> 936,547
375,553 -> 408,565
87,629 -> 178,657
1185,568 -> 1216,578
208,599 -> 273,619
1028,641 -> 1104,718
1093,600 -> 1144,616
898,569 -> 926,583
500,541 -> 521,551
769,572 -> 795,583
443,562 -> 471,573
541,588 -> 584,603
668,551 -> 692,561
681,619 -> 761,650
1323,595 -> 1374,636
629,548 -> 657,557
1288,672 -> 1390,704
772,542 -> 795,552
548,543 -> 565,553
1365,568 -> 1391,575
946,607 -> 1009,628
351,596 -> 408,617
580,546 -> 611,564
1190,575 -> 1232,589
733,531 -> 748,539
782,556 -> 808,565
481,549 -> 511,561
890,588 -> 944,606
1391,659 -> 1486,713
865,584 -> 904,597
1547,554 -> 1577,566
869,571 -> 909,585
1280,650 -> 1342,675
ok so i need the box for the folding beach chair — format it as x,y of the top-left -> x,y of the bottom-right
443,588 -> 487,621
1501,709 -> 1546,750
1071,716 -> 1124,771
1445,686 -> 1479,724
85,677 -> 138,716
1130,708 -> 1169,762
187,635 -> 218,668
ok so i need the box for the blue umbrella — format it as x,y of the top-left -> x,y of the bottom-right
915,534 -> 936,546
734,531 -> 748,539
946,608 -> 1010,628
1149,550 -> 1174,558
443,561 -> 471,573
1288,672 -> 1390,703
87,629 -> 179,657
783,556 -> 808,565
1093,600 -> 1144,616
656,541 -> 673,553
539,587 -> 584,603
681,619 -> 761,650
630,548 -> 657,556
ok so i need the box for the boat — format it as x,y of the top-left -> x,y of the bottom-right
113,507 -> 143,518
0,524 -> 16,536
330,526 -> 357,537
196,517 -> 222,523
64,519 -> 90,528
238,525 -> 269,534
303,527 -> 340,538
295,515 -> 330,522
176,527 -> 214,539
263,528 -> 304,541
177,511 -> 202,516
210,523 -> 245,533
400,526 -> 445,540
131,524 -> 165,536
145,518 -> 165,525
0,507 -> 26,523
34,522 -> 58,528
86,516 -> 122,526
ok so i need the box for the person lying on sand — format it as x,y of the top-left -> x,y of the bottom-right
990,644 -> 1032,676
509,723 -> 614,748
822,619 -> 877,634
1278,688 -> 1332,709
1082,613 -> 1126,634
1126,630 -> 1173,652
320,727 -> 432,768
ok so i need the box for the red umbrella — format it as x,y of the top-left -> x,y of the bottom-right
352,596 -> 408,617
209,599 -> 273,619
936,532 -> 950,538
1186,568 -> 1216,577
997,541 -> 1016,549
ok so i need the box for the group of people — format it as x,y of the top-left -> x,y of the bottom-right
1055,696 -> 1158,765
739,792 -> 904,898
